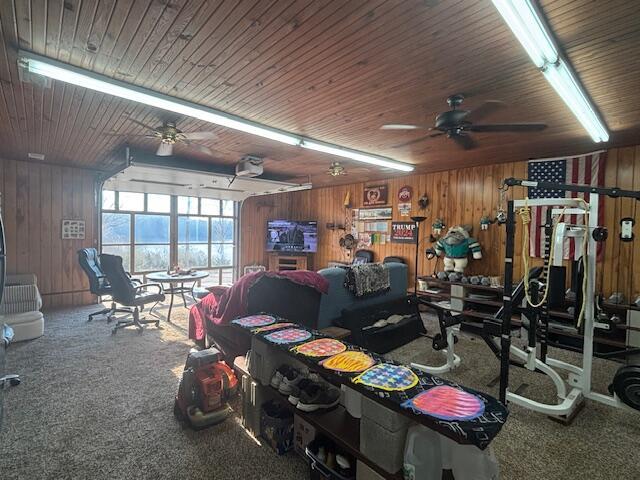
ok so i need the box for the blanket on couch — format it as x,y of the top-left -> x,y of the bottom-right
188,270 -> 329,341
343,263 -> 390,298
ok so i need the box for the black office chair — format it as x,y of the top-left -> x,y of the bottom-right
353,249 -> 374,264
77,248 -> 135,322
383,256 -> 405,264
99,254 -> 165,334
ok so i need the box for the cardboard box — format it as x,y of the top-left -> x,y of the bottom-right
293,413 -> 316,458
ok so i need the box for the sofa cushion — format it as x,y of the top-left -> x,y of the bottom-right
316,263 -> 407,329
0,311 -> 44,342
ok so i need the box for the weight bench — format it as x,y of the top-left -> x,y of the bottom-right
412,267 -> 543,375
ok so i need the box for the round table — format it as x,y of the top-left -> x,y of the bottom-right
146,271 -> 209,322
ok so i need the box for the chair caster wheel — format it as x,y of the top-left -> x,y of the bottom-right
137,327 -> 144,333
9,377 -> 21,387
155,321 -> 160,328
112,328 -> 117,335
107,316 -> 115,323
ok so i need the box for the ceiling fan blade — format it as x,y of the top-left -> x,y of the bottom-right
381,124 -> 427,130
156,142 -> 173,156
451,133 -> 477,150
468,123 -> 547,132
122,115 -> 158,132
467,100 -> 505,122
182,131 -> 217,140
391,132 -> 443,149
183,140 -> 214,156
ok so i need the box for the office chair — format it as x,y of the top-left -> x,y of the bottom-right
353,249 -> 374,265
99,254 -> 165,334
77,248 -> 133,322
383,256 -> 405,264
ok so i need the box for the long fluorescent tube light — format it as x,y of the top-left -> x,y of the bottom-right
491,0 -> 609,143
19,51 -> 414,172
301,140 -> 415,172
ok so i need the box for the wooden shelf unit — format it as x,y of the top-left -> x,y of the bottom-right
267,386 -> 403,480
416,276 -> 637,355
268,253 -> 309,272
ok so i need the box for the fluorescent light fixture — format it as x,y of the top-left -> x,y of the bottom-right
491,0 -> 609,143
19,51 -> 415,172
301,140 -> 414,172
543,61 -> 609,142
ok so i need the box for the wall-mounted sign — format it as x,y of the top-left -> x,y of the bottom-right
391,221 -> 417,243
359,207 -> 392,220
398,185 -> 412,217
363,184 -> 388,206
62,219 -> 85,240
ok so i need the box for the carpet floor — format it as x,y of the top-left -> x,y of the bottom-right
1,304 -> 639,479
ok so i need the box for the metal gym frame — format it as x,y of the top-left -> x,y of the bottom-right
499,177 -> 640,418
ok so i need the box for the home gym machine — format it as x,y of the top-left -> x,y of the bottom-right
498,177 -> 640,419
413,177 -> 640,421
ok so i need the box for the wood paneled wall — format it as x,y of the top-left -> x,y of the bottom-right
0,157 -> 99,309
241,146 -> 640,301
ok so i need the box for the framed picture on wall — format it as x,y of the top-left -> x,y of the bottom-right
358,207 -> 392,220
363,184 -> 388,206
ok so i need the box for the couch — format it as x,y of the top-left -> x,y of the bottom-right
0,274 -> 44,342
202,263 -> 414,359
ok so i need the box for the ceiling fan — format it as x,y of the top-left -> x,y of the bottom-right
327,162 -> 348,177
381,94 -> 547,150
115,116 -> 217,156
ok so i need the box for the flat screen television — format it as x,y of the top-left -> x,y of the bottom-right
266,220 -> 318,253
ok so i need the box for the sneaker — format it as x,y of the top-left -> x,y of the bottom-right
297,383 -> 340,412
278,368 -> 305,395
270,365 -> 293,389
287,378 -> 316,405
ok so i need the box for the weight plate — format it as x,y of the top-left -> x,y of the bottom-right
611,365 -> 640,411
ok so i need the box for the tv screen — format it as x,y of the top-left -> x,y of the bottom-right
267,220 -> 318,253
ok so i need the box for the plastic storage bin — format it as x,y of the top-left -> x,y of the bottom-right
306,435 -> 356,480
403,424 -> 443,480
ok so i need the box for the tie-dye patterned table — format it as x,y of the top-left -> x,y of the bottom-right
232,314 -> 508,450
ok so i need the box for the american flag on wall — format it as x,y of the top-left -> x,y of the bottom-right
527,151 -> 606,258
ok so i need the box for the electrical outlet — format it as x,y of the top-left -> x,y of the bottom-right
620,217 -> 635,241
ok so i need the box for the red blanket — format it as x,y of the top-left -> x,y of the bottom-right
188,270 -> 329,341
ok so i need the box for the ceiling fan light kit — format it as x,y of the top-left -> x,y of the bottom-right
491,0 -> 609,143
19,50 -> 414,173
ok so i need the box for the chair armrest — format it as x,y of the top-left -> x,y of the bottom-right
5,273 -> 38,286
134,283 -> 163,294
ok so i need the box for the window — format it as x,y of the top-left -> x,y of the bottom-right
178,216 -> 209,268
101,190 -> 238,284
178,196 -> 199,214
134,215 -> 170,272
147,193 -> 171,213
119,191 -> 144,211
102,190 -> 116,210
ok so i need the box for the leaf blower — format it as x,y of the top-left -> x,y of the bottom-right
174,347 -> 238,430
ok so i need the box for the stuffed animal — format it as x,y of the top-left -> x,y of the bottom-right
434,225 -> 482,273
432,218 -> 445,236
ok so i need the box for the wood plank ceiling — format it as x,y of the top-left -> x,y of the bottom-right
0,0 -> 639,187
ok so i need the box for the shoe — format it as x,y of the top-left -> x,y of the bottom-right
270,365 -> 293,389
278,368 -> 305,395
297,383 -> 340,412
287,378 -> 316,405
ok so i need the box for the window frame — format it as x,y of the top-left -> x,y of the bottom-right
100,190 -> 238,284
